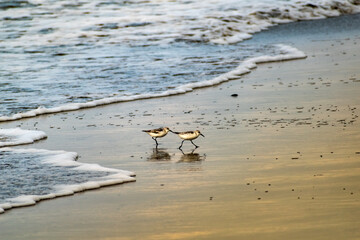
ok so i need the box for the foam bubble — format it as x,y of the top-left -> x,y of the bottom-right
0,128 -> 47,147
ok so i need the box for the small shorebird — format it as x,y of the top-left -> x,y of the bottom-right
172,130 -> 205,149
142,127 -> 171,147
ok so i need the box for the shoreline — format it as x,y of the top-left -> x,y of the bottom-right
1,14 -> 360,240
0,45 -> 306,123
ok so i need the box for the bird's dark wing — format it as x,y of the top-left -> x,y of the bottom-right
182,131 -> 195,134
151,128 -> 164,133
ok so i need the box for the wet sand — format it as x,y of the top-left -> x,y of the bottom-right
0,14 -> 360,240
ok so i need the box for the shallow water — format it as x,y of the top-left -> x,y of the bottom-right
0,147 -> 134,213
0,150 -> 104,201
0,41 -> 278,116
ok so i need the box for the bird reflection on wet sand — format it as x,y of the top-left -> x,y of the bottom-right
178,148 -> 206,163
147,148 -> 171,162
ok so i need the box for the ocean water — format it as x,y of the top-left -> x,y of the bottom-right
1,0 -> 359,120
1,0 -> 359,213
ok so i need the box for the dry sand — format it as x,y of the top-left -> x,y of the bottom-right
0,14 -> 359,240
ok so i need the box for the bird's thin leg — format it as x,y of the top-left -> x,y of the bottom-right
179,148 -> 185,155
178,140 -> 185,149
152,137 -> 159,146
190,140 -> 199,148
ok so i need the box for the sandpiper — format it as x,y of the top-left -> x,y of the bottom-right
142,127 -> 171,147
172,130 -> 205,149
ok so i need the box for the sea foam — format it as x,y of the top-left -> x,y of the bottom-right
0,148 -> 135,214
0,128 -> 47,147
2,0 -> 359,47
0,44 -> 306,122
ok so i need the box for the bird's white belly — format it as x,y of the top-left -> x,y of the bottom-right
149,132 -> 166,138
179,133 -> 197,140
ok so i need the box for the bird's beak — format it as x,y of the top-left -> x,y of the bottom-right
169,129 -> 174,133
200,133 -> 205,137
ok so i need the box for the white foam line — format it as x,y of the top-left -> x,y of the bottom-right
0,128 -> 47,147
0,44 -> 306,122
0,148 -> 135,214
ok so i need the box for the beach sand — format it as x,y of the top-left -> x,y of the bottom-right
0,14 -> 359,240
